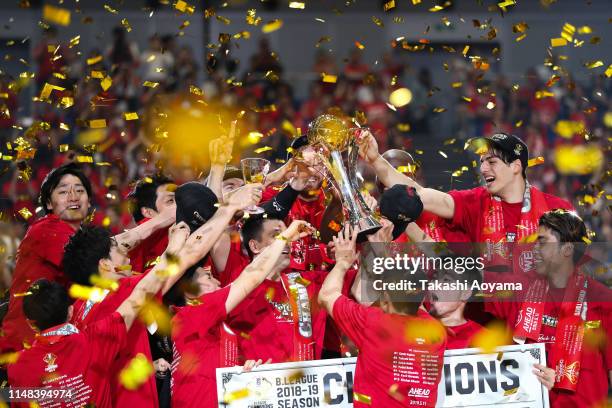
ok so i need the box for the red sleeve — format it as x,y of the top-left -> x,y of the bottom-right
447,188 -> 480,239
544,194 -> 574,212
187,286 -> 231,337
86,312 -> 128,367
30,220 -> 73,268
604,309 -> 612,370
261,185 -> 281,203
331,295 -> 374,349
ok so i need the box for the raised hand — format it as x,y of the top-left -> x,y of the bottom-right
226,183 -> 264,209
280,220 -> 316,242
356,129 -> 380,164
332,223 -> 358,266
209,120 -> 237,166
167,221 -> 190,253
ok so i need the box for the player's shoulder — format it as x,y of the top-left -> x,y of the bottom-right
25,215 -> 73,239
541,192 -> 572,210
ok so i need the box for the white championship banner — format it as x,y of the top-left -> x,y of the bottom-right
216,343 -> 549,407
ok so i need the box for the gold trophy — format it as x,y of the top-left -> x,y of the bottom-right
305,114 -> 381,242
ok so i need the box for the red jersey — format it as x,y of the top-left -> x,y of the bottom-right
448,186 -> 572,242
228,271 -> 329,363
8,313 -> 126,408
128,217 -> 169,274
2,215 -> 75,352
217,235 -> 250,287
171,286 -> 230,408
444,320 -> 484,350
71,274 -> 159,408
485,273 -> 612,407
332,296 -> 447,407
261,186 -> 326,230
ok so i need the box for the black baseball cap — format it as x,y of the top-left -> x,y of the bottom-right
379,185 -> 424,240
468,133 -> 528,171
175,182 -> 218,232
223,165 -> 243,181
286,135 -> 309,160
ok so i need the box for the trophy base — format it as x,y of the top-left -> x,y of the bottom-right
354,218 -> 382,243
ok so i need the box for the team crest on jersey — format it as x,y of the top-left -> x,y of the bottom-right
43,353 -> 58,373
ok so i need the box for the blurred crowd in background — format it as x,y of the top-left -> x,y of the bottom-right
0,25 -> 610,290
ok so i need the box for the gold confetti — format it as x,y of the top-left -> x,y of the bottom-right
550,38 -> 567,47
353,392 -> 372,404
0,352 -> 19,365
383,0 -> 396,11
321,73 -> 337,83
103,4 -> 118,14
60,96 -> 73,108
119,354 -> 154,391
486,101 -> 495,110
76,156 -> 94,163
462,96 -> 472,102
100,76 -> 112,91
397,165 -> 416,174
39,83 -> 65,101
433,107 -> 446,113
515,33 -> 527,42
254,146 -> 273,154
69,284 -> 107,302
584,60 -> 603,69
497,0 -> 516,9
528,156 -> 545,167
438,150 -> 448,158
59,144 -> 69,152
354,41 -> 365,50
462,45 -> 470,56
389,88 -> 413,107
605,65 -> 612,78
68,35 -> 80,48
262,19 -> 283,33
289,1 -> 305,9
123,112 -> 139,121
561,22 -> 575,42
43,4 -> 71,26
223,388 -> 250,403
17,208 -> 33,220
89,275 -> 119,291
143,81 -> 159,88
174,0 -> 195,14
371,16 -> 384,27
87,55 -> 102,65
138,298 -> 172,335
121,18 -> 132,32
89,119 -> 106,129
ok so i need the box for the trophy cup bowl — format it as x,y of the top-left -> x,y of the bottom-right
306,114 -> 381,242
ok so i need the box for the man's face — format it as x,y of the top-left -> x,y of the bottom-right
47,174 -> 90,222
479,152 -> 516,195
222,178 -> 245,195
428,272 -> 468,318
154,184 -> 176,214
534,226 -> 563,277
193,267 -> 221,296
250,219 -> 291,266
100,238 -> 132,281
295,147 -> 324,196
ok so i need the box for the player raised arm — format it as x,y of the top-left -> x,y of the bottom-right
357,129 -> 455,220
225,220 -> 314,313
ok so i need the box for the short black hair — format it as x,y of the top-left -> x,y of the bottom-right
127,175 -> 174,222
382,268 -> 427,315
39,163 -> 93,214
63,225 -> 112,285
539,209 -> 587,263
240,215 -> 268,259
23,279 -> 70,331
489,146 -> 527,179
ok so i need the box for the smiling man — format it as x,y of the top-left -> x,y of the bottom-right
1,163 -> 93,352
358,131 -> 572,249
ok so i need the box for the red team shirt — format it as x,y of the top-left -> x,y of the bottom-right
228,271 -> 330,363
128,217 -> 169,274
2,215 -> 75,352
444,320 -> 484,350
448,186 -> 572,241
485,272 -> 612,407
8,313 -> 127,408
171,286 -> 231,408
332,296 -> 447,407
71,274 -> 159,408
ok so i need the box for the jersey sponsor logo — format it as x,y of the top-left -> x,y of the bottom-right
43,353 -> 58,373
408,387 -> 431,398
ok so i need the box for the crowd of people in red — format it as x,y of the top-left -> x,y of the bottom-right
0,23 -> 610,408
